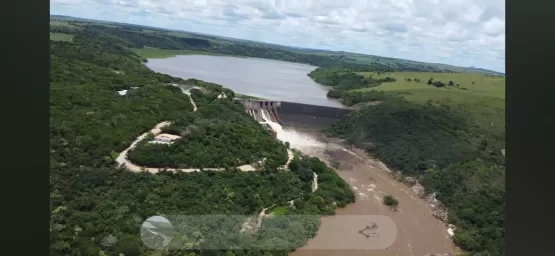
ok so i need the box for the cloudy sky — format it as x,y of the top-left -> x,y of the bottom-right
51,0 -> 505,72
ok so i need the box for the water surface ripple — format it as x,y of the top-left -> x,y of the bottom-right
145,55 -> 343,107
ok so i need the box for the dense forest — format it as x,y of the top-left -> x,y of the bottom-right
325,89 -> 505,255
128,94 -> 289,169
162,156 -> 355,253
50,27 -> 354,256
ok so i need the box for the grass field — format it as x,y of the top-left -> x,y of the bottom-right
349,71 -> 505,135
131,47 -> 232,59
50,32 -> 74,42
354,71 -> 505,109
50,20 -> 80,29
357,71 -> 505,99
269,206 -> 290,215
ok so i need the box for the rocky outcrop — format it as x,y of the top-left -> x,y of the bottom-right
426,192 -> 439,204
409,184 -> 449,222
432,205 -> 449,222
411,183 -> 426,197
447,224 -> 457,237
403,176 -> 418,185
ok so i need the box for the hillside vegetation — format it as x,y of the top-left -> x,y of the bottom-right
311,67 -> 505,136
51,16 -> 503,75
50,16 -> 504,256
50,32 -> 74,42
128,93 -> 289,169
310,68 -> 504,101
131,47 -> 230,59
50,25 -> 354,256
315,67 -> 505,255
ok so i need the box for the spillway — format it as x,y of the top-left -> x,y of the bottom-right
260,109 -> 325,151
236,99 -> 353,130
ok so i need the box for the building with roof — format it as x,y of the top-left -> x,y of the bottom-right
149,134 -> 182,144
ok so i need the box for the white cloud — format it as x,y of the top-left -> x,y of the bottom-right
51,0 -> 505,72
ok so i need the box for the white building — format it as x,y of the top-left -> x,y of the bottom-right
149,134 -> 182,144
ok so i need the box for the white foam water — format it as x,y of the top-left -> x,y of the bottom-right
260,109 -> 325,151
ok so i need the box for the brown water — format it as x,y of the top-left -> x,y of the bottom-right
288,132 -> 460,256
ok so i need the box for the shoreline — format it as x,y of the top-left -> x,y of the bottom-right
140,53 -> 348,109
134,47 -> 317,68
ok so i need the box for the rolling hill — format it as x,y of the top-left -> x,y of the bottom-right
50,15 -> 504,76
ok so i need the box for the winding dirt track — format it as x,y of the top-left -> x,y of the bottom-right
180,87 -> 198,111
115,92 -> 293,173
115,123 -> 260,173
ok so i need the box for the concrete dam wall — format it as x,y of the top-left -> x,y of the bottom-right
236,99 -> 353,130
277,101 -> 353,129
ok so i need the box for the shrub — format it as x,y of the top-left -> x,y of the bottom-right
383,195 -> 399,207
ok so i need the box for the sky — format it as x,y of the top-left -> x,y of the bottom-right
51,0 -> 505,73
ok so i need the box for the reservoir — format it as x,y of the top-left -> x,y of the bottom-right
145,55 -> 344,108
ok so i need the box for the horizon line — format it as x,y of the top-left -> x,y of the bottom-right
50,13 -> 505,74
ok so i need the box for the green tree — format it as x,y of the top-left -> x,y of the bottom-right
383,195 -> 399,207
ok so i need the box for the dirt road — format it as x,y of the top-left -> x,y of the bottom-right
115,121 -> 293,173
178,86 -> 198,111
115,92 -> 293,173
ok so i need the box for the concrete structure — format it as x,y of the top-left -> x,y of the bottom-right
240,99 -> 281,110
235,99 -> 353,129
277,101 -> 353,129
150,133 -> 181,144
117,87 -> 139,96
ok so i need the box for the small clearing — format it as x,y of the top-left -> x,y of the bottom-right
50,32 -> 74,42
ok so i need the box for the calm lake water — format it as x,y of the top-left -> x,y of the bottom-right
145,55 -> 344,108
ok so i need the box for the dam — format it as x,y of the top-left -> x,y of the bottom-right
236,99 -> 353,130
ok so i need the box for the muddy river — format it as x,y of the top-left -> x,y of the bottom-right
285,129 -> 460,256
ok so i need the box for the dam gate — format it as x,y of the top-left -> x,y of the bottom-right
235,99 -> 353,130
